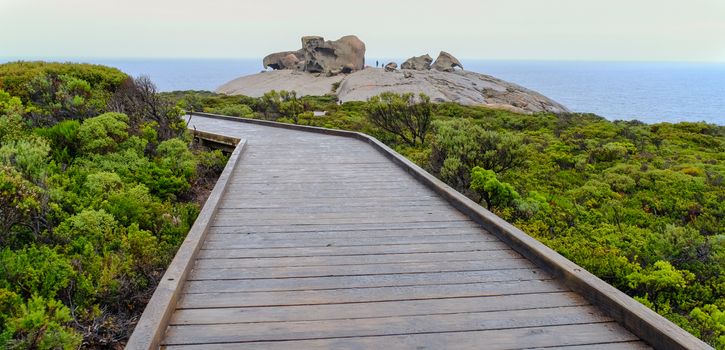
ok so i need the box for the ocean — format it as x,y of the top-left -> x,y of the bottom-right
2,58 -> 724,125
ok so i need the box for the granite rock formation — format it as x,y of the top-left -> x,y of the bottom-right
217,69 -> 569,114
263,50 -> 304,70
223,38 -> 568,114
263,35 -> 366,75
401,54 -> 433,70
432,51 -> 464,72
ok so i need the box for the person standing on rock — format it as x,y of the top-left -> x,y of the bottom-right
376,60 -> 379,68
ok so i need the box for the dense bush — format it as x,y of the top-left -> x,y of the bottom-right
166,90 -> 724,348
0,62 -> 227,348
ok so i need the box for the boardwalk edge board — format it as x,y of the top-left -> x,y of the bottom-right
126,138 -> 247,350
182,111 -> 711,350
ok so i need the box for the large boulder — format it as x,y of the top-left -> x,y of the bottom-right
263,50 -> 304,70
432,51 -> 463,72
401,54 -> 433,70
384,62 -> 398,72
301,35 -> 366,75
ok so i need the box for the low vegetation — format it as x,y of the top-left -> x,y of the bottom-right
166,90 -> 725,348
0,62 -> 226,349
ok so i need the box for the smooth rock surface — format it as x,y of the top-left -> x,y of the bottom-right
216,70 -> 344,97
216,68 -> 569,114
401,54 -> 433,70
432,51 -> 464,72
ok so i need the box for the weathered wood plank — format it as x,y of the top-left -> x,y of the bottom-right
170,291 -> 585,325
204,231 -> 496,244
197,241 -> 510,259
203,232 -> 499,247
162,306 -> 612,345
214,208 -> 467,220
218,199 -> 447,208
177,280 -> 568,309
527,342 -> 653,349
189,258 -> 533,280
193,250 -> 518,268
161,323 -> 639,349
207,221 -> 482,234
183,269 -> 549,293
202,236 -> 489,249
211,214 -> 470,226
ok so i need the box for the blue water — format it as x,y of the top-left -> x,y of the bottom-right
2,58 -> 724,125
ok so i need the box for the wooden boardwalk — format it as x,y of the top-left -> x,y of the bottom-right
127,114 -> 711,349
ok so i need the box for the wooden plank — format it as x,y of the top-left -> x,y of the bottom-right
189,258 -> 533,280
161,322 -> 639,350
228,179 -> 417,185
204,231 -> 496,244
207,221 -> 482,234
219,195 -> 444,206
183,269 -> 550,293
217,203 -> 452,212
177,279 -> 568,309
211,215 -> 470,227
220,189 -> 436,197
224,181 -> 424,190
204,232 -> 499,246
212,210 -> 468,221
202,235 -> 498,249
215,205 -> 462,216
527,342 -> 653,349
193,250 -> 518,268
170,291 -> 586,325
202,236 -> 490,249
162,305 -> 612,345
197,241 -> 510,259
210,220 -> 478,231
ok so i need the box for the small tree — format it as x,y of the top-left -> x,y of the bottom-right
279,91 -> 304,124
366,92 -> 432,146
107,76 -> 185,141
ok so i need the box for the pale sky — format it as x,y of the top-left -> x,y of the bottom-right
1,0 -> 724,61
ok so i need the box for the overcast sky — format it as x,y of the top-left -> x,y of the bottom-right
1,0 -> 724,61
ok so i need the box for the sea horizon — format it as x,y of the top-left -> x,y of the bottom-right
2,57 -> 724,125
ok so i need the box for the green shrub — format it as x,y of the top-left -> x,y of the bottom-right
78,112 -> 130,153
1,296 -> 81,350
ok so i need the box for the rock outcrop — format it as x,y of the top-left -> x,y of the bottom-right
384,62 -> 398,72
263,35 -> 365,76
217,70 -> 344,97
401,54 -> 433,70
217,68 -> 569,114
432,51 -> 463,72
263,50 -> 304,70
224,37 -> 568,114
